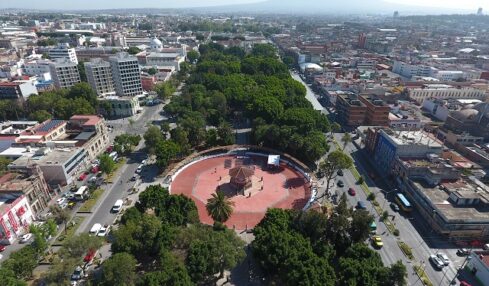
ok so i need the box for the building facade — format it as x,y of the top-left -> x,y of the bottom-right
48,43 -> 78,64
0,194 -> 34,244
0,81 -> 38,101
68,115 -> 109,161
409,84 -> 487,104
335,93 -> 366,126
109,52 -> 143,97
49,59 -> 81,89
84,58 -> 115,96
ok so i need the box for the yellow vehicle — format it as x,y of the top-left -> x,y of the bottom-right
371,235 -> 383,248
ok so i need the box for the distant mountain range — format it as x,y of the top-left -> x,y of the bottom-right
197,0 -> 474,15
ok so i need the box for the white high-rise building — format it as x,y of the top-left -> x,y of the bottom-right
109,52 -> 143,97
85,58 -> 115,96
48,43 -> 78,64
49,58 -> 81,89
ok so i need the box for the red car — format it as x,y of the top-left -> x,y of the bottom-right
460,281 -> 472,286
0,245 -> 5,252
91,165 -> 99,174
78,172 -> 89,181
348,188 -> 356,196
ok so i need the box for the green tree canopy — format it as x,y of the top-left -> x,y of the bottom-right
205,191 -> 235,224
101,252 -> 138,286
99,153 -> 115,174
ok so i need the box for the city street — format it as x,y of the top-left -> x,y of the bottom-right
292,72 -> 462,286
75,103 -> 164,235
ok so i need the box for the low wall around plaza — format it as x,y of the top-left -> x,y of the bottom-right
166,145 -> 317,210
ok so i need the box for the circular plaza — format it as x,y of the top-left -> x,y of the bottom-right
169,149 -> 313,230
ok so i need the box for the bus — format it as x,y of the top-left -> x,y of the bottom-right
74,186 -> 89,201
395,193 -> 412,212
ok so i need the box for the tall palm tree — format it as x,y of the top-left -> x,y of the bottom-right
206,191 -> 235,224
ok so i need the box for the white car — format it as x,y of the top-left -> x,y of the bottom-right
20,233 -> 33,243
136,165 -> 143,173
437,252 -> 450,266
141,159 -> 147,165
56,197 -> 67,205
97,226 -> 110,237
429,254 -> 445,270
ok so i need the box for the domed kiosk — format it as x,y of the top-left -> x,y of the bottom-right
150,36 -> 163,51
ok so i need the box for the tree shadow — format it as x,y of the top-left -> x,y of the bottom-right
291,197 -> 309,210
217,182 -> 242,198
284,178 -> 306,188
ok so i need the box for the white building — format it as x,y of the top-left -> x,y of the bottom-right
48,43 -> 78,64
409,84 -> 487,104
109,52 -> 143,97
146,52 -> 184,72
0,194 -> 34,244
9,147 -> 90,186
22,59 -> 52,79
434,70 -> 464,81
393,61 -> 436,78
85,58 -> 115,96
49,58 -> 81,89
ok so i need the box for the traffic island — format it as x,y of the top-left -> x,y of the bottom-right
413,264 -> 434,286
397,241 -> 414,260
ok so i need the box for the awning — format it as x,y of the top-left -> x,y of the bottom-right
267,155 -> 280,166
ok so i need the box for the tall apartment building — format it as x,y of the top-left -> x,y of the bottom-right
109,52 -> 143,97
85,58 -> 115,96
49,59 -> 81,89
48,43 -> 78,64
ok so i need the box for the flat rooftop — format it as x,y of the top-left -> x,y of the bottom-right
412,178 -> 489,223
9,148 -> 83,167
384,130 -> 443,148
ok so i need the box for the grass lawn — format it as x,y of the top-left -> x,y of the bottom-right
413,264 -> 434,286
105,158 -> 127,183
56,216 -> 85,243
79,188 -> 105,212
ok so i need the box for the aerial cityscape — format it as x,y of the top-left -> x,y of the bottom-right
0,1 -> 489,285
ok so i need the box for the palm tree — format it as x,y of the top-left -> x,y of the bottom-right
206,191 -> 235,224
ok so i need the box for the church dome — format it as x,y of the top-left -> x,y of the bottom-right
150,37 -> 163,50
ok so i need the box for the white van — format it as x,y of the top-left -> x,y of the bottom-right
483,243 -> 489,250
111,199 -> 123,213
74,186 -> 89,201
89,223 -> 102,236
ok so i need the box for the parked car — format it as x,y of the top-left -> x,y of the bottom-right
141,159 -> 147,165
71,266 -> 85,281
337,180 -> 344,187
0,245 -> 6,252
56,197 -> 67,205
111,199 -> 123,213
390,202 -> 400,212
356,201 -> 367,210
460,281 -> 472,286
436,252 -> 450,265
83,249 -> 97,265
371,235 -> 383,248
78,172 -> 88,181
136,165 -> 143,173
429,254 -> 445,270
348,188 -> 356,196
20,233 -> 33,243
337,169 -> 343,176
130,175 -> 137,181
97,225 -> 110,237
457,248 -> 469,256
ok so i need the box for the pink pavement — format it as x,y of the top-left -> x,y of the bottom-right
170,155 -> 311,230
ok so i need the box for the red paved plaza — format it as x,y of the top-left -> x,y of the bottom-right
170,154 -> 311,230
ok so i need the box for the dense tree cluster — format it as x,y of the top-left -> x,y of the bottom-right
252,198 -> 407,286
114,133 -> 141,155
105,185 -> 245,286
0,82 -> 98,122
163,43 -> 330,163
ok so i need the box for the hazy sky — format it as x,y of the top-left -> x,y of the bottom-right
0,0 -> 487,11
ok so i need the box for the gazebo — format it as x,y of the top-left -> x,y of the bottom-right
229,165 -> 254,194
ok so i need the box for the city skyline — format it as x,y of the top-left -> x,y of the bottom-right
0,0 -> 487,13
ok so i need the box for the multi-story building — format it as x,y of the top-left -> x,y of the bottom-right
0,81 -> 38,101
109,52 -> 143,97
22,59 -> 52,79
18,119 -> 67,144
75,47 -> 122,62
0,165 -> 52,218
466,251 -> 489,284
48,43 -> 78,64
358,95 -> 390,126
68,115 -> 109,161
335,93 -> 366,127
85,58 -> 115,96
49,58 -> 81,89
9,147 -> 89,186
392,61 -> 436,78
0,194 -> 34,244
408,84 -> 487,104
372,129 -> 443,176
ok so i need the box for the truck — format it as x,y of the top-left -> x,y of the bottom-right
74,186 -> 89,201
